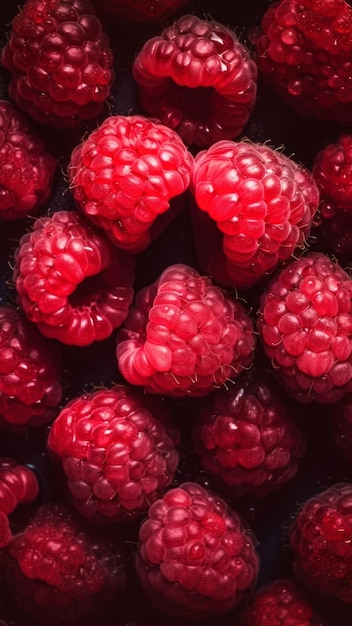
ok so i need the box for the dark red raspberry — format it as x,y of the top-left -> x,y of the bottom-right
253,0 -> 352,123
0,306 -> 62,430
92,0 -> 188,22
257,252 -> 352,404
191,140 -> 319,290
68,114 -> 193,253
136,482 -> 259,620
116,263 -> 256,397
289,482 -> 352,605
47,385 -> 180,523
0,458 -> 38,548
132,14 -> 257,147
1,0 -> 114,128
192,371 -> 306,497
6,502 -> 127,624
13,210 -> 135,346
239,578 -> 326,625
0,100 -> 56,220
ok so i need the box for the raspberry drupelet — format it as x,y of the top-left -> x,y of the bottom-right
116,263 -> 256,397
0,458 -> 39,548
13,210 -> 135,346
69,115 -> 194,253
132,14 -> 257,148
136,482 -> 259,620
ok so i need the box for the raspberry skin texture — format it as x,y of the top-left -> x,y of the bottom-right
0,100 -> 56,220
191,140 -> 319,290
1,0 -> 114,129
47,386 -> 180,523
136,482 -> 259,620
192,371 -> 306,497
92,0 -> 188,22
254,0 -> 352,123
116,263 -> 256,397
0,306 -> 63,431
13,210 -> 135,346
132,14 -> 257,148
257,252 -> 352,404
0,458 -> 39,549
68,115 -> 194,253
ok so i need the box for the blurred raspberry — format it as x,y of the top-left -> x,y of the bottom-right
136,482 -> 259,620
132,14 -> 257,147
69,115 -> 193,252
92,0 -> 188,22
0,458 -> 38,548
116,263 -> 256,397
1,0 -> 114,128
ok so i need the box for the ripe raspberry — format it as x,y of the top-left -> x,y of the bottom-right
0,306 -> 62,430
191,140 -> 319,290
68,114 -> 194,253
192,371 -> 306,497
239,578 -> 325,626
116,263 -> 256,397
0,458 -> 39,548
257,252 -> 352,404
253,0 -> 352,123
132,14 -> 257,148
0,100 -> 56,220
6,502 -> 127,624
1,0 -> 114,128
13,210 -> 135,346
136,482 -> 259,620
47,385 -> 180,523
92,0 -> 188,22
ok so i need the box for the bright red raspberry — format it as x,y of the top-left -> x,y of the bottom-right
116,263 -> 256,397
136,482 -> 259,620
192,371 -> 306,497
92,0 -> 188,22
132,14 -> 257,147
68,115 -> 193,253
0,458 -> 39,548
0,306 -> 62,430
13,210 -> 135,346
0,100 -> 56,220
253,0 -> 352,122
239,578 -> 326,625
47,386 -> 180,523
1,0 -> 114,128
191,140 -> 319,290
257,252 -> 352,404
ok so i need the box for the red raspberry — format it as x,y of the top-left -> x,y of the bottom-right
0,458 -> 39,548
68,115 -> 194,253
0,306 -> 62,430
0,100 -> 56,220
192,371 -> 306,497
239,578 -> 326,625
289,482 -> 352,604
6,502 -> 127,624
191,140 -> 319,290
116,263 -> 256,397
257,252 -> 352,404
1,0 -> 114,128
47,386 -> 180,523
136,482 -> 259,620
132,14 -> 257,147
253,0 -> 352,123
92,0 -> 188,22
13,210 -> 135,346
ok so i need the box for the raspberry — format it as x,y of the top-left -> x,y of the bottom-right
192,370 -> 306,497
257,252 -> 352,404
0,100 -> 56,220
0,458 -> 39,548
239,578 -> 325,625
68,114 -> 193,253
47,386 -> 180,523
13,210 -> 135,346
92,0 -> 188,22
253,0 -> 352,123
1,0 -> 114,128
191,140 -> 319,290
6,502 -> 127,624
289,482 -> 352,604
0,306 -> 62,430
116,263 -> 256,397
132,14 -> 257,147
136,482 -> 259,620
